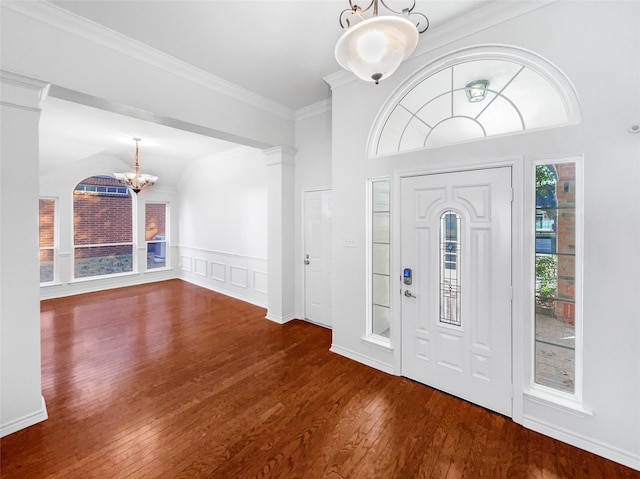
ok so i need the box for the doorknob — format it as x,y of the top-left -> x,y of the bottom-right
304,254 -> 310,265
404,290 -> 417,298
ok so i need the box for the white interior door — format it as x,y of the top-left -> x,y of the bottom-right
401,167 -> 513,416
303,190 -> 332,328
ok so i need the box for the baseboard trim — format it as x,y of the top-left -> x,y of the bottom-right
1,396 -> 48,438
265,312 -> 297,324
523,415 -> 640,471
329,344 -> 395,375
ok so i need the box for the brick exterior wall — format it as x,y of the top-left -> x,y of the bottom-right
554,163 -> 576,325
39,199 -> 55,262
73,177 -> 133,253
74,176 -> 133,259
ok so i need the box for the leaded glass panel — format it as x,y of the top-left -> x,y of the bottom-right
440,211 -> 461,326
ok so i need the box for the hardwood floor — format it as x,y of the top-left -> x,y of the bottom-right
1,279 -> 637,478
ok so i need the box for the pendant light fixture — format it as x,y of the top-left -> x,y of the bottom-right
114,138 -> 158,194
335,0 -> 429,84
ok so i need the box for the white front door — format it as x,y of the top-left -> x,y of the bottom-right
401,167 -> 513,416
303,190 -> 332,328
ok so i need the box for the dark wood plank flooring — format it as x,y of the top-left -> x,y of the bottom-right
1,279 -> 637,478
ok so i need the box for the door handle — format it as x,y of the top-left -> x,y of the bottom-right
404,290 -> 417,298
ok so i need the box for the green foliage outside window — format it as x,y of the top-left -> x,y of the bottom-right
536,255 -> 557,298
535,164 -> 558,306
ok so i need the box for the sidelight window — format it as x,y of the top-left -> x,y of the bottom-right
534,161 -> 580,395
370,179 -> 391,340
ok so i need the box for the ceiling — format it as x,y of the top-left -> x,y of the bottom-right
39,97 -> 247,181
38,0 -> 494,186
49,0 -> 493,110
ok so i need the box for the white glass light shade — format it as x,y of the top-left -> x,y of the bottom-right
335,16 -> 419,84
114,172 -> 158,193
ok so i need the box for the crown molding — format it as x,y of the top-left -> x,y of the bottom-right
323,69 -> 355,91
294,98 -> 332,122
3,1 -> 295,121
1,69 -> 50,111
263,146 -> 297,166
324,0 -> 557,90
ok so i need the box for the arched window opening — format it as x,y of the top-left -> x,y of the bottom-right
372,47 -> 581,157
73,175 -> 134,278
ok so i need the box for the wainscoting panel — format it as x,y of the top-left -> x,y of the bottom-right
194,258 -> 207,277
178,246 -> 267,308
230,266 -> 248,288
211,262 -> 226,282
180,256 -> 192,273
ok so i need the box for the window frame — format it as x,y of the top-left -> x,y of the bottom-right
144,201 -> 169,272
368,45 -> 582,159
365,178 -> 393,347
528,155 -> 584,408
39,197 -> 58,285
72,176 -> 136,280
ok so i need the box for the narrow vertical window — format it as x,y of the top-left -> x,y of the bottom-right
440,211 -> 461,326
145,203 -> 168,270
534,162 -> 578,394
73,176 -> 133,278
39,198 -> 56,283
371,180 -> 391,339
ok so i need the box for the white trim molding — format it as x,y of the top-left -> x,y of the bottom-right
0,396 -> 48,438
522,414 -> 640,471
265,312 -> 297,324
294,99 -> 332,122
330,344 -> 395,375
179,246 -> 268,309
2,1 -> 294,120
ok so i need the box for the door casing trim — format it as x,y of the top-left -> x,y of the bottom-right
391,156 -> 525,422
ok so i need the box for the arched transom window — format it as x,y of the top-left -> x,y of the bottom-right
372,47 -> 580,156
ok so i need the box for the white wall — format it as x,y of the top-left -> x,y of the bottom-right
178,148 -> 269,307
294,104 -> 333,318
328,0 -> 639,469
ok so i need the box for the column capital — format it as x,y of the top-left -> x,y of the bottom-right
1,70 -> 50,112
263,146 -> 297,166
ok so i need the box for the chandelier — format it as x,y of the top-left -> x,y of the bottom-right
335,0 -> 429,84
114,138 -> 158,194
